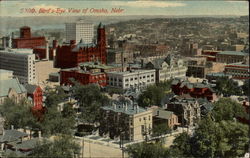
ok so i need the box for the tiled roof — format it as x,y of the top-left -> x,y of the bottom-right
0,78 -> 26,97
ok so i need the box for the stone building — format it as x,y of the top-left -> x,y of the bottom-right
166,97 -> 201,127
145,55 -> 187,83
99,98 -> 152,141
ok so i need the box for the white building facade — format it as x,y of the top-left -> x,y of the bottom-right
0,49 -> 36,84
107,69 -> 156,89
65,20 -> 94,44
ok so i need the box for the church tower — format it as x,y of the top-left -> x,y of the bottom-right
97,22 -> 106,64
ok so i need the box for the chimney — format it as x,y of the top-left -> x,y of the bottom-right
125,102 -> 128,111
113,102 -> 116,110
52,40 -> 58,49
38,131 -> 42,138
136,105 -> 139,113
141,59 -> 144,68
70,40 -> 76,46
8,35 -> 12,48
46,40 -> 49,60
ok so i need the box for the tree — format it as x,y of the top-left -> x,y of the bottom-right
0,98 -> 40,130
29,135 -> 80,157
170,132 -> 192,157
72,83 -> 110,124
152,123 -> 171,137
169,115 -> 249,158
138,85 -> 165,107
242,79 -> 249,96
138,80 -> 172,107
44,86 -> 67,107
126,142 -> 170,158
212,98 -> 248,122
215,77 -> 242,96
41,106 -> 76,136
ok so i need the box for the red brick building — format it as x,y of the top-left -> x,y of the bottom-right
60,67 -> 107,87
24,84 -> 43,110
171,79 -> 217,102
12,26 -> 46,49
56,23 -> 106,69
12,26 -> 48,60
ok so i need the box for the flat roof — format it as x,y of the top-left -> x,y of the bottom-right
107,69 -> 155,75
218,51 -> 248,56
0,69 -> 13,73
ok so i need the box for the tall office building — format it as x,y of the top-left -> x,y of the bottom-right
65,20 -> 94,44
0,49 -> 36,84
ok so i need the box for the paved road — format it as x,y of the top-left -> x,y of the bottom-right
75,137 -> 129,158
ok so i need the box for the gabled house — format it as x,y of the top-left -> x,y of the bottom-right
24,84 -> 43,110
0,78 -> 27,104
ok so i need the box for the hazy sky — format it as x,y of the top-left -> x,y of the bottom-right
0,1 -> 249,17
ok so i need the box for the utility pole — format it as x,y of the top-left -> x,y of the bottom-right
120,132 -> 125,158
81,139 -> 84,158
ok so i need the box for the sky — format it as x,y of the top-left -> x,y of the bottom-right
0,1 -> 249,17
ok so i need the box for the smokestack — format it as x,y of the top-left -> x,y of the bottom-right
46,41 -> 49,60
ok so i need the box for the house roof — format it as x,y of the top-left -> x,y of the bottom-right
0,130 -> 28,142
0,78 -> 26,97
16,138 -> 41,149
152,108 -> 174,120
24,84 -> 39,94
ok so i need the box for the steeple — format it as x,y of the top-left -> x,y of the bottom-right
98,22 -> 105,29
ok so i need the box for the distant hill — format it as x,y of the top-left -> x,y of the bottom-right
0,15 -> 242,36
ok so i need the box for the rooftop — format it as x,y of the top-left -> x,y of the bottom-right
102,99 -> 147,115
0,78 -> 27,97
107,69 -> 155,76
0,130 -> 28,142
218,51 -> 248,56
0,69 -> 13,74
79,62 -> 117,70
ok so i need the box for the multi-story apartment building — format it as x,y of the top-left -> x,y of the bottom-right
107,69 -> 156,89
66,20 -> 94,44
0,69 -> 27,104
216,51 -> 249,64
0,49 -> 36,84
145,55 -> 187,83
99,98 -> 152,141
224,63 -> 250,80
